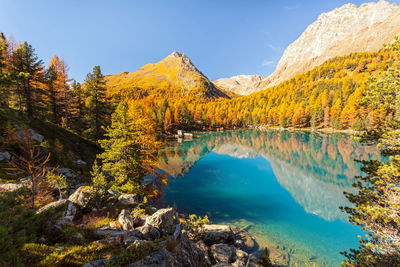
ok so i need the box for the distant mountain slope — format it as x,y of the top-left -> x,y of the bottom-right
262,0 -> 400,89
105,51 -> 229,99
216,0 -> 400,95
213,75 -> 264,96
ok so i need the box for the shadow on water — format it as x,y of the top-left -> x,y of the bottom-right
158,129 -> 381,266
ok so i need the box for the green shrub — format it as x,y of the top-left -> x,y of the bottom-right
110,241 -> 158,266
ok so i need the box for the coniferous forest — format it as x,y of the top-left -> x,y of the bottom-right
1,6 -> 400,267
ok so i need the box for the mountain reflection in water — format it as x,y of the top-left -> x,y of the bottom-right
158,130 -> 381,266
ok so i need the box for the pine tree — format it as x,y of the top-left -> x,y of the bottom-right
98,101 -> 143,194
84,65 -> 108,141
9,42 -> 44,118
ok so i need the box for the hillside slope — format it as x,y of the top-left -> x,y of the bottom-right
105,51 -> 229,99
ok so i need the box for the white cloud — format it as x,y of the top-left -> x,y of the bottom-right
261,60 -> 275,67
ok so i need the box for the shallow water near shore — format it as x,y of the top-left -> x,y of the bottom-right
159,130 -> 381,266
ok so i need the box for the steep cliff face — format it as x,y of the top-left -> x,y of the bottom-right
213,75 -> 264,96
216,1 -> 400,95
261,0 -> 400,88
105,51 -> 229,99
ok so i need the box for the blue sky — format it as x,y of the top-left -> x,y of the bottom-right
1,0 -> 399,82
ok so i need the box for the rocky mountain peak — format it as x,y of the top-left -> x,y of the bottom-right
261,0 -> 400,88
213,75 -> 265,96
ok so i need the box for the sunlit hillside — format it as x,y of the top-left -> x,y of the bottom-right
105,51 -> 229,100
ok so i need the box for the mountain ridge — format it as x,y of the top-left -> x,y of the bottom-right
105,51 -> 229,99
216,0 -> 400,95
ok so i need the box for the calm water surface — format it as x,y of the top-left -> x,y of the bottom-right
158,130 -> 381,266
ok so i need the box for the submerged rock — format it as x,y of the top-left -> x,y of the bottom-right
234,231 -> 256,253
203,224 -> 234,245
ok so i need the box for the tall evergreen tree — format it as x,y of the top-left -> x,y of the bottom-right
84,65 -> 108,141
98,100 -> 142,194
9,42 -> 44,118
0,32 -> 11,107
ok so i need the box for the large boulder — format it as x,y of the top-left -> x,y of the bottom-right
68,186 -> 96,208
118,194 -> 141,206
118,209 -> 134,231
36,199 -> 68,214
210,243 -> 236,264
203,224 -> 234,245
144,207 -> 175,235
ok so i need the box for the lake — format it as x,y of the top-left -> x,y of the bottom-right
158,130 -> 381,266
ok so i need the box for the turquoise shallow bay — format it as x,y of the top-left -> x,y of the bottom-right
159,130 -> 381,266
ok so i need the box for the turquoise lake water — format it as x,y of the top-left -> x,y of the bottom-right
159,130 -> 381,266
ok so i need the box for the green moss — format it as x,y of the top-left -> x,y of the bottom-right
22,242 -> 123,267
109,241 -> 158,266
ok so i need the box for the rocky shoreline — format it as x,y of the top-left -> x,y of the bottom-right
1,178 -> 271,266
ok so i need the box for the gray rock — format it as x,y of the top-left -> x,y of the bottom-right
203,224 -> 234,245
118,209 -> 134,231
232,249 -> 248,267
118,194 -> 140,205
124,236 -> 140,246
0,151 -> 10,162
107,189 -> 120,198
29,129 -> 44,142
136,224 -> 161,241
74,159 -> 87,166
93,229 -> 130,238
36,199 -> 68,214
129,232 -> 206,267
82,259 -> 107,267
210,244 -> 235,264
56,168 -> 76,179
57,201 -> 76,226
145,207 -> 175,235
0,182 -> 24,192
195,240 -> 212,266
68,186 -> 95,208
